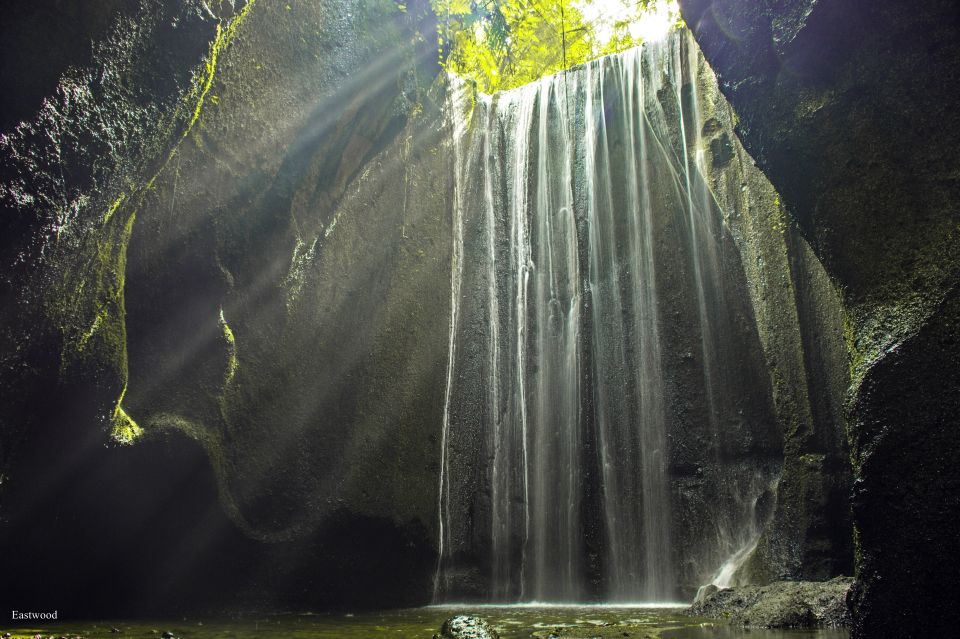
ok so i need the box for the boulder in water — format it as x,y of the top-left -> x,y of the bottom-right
439,615 -> 500,639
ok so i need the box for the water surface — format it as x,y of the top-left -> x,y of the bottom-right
4,606 -> 850,639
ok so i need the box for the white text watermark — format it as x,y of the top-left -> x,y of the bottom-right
11,611 -> 58,621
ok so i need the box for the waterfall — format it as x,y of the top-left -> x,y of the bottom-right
584,42 -> 678,603
435,30 -> 779,604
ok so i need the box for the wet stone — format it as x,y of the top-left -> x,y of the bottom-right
688,577 -> 853,628
439,615 -> 500,639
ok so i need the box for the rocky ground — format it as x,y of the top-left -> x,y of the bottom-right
687,577 -> 853,628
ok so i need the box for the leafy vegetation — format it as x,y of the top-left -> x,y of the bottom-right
429,0 -> 682,92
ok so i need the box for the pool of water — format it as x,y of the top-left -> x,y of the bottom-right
3,607 -> 850,639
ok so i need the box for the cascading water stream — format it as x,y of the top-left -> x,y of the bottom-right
584,44 -> 676,602
435,30 -> 779,604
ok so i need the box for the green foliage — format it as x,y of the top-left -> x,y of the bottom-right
432,0 -> 681,92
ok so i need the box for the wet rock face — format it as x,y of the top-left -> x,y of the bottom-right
0,0 -> 445,613
688,577 -> 853,628
679,0 -> 960,353
689,34 -> 854,587
679,0 -> 960,636
436,41 -> 793,602
0,0 -> 140,132
0,0 -> 227,476
122,0 -> 446,579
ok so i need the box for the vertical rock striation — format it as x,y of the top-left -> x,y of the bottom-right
679,0 -> 960,635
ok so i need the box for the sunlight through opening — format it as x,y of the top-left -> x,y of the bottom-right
630,1 -> 679,42
577,0 -> 680,45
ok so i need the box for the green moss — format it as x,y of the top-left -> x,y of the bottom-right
148,0 -> 259,188
101,193 -> 126,225
852,522 -> 863,573
110,385 -> 143,445
769,198 -> 787,236
839,303 -> 871,473
55,208 -> 137,378
219,307 -> 238,385
841,304 -> 867,389
48,2 -> 260,442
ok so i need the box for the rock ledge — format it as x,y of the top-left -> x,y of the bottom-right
688,577 -> 853,628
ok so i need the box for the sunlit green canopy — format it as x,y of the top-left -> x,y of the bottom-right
430,0 -> 682,92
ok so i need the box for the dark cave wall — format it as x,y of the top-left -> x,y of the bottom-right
0,8 -> 252,613
122,0 -> 449,549
0,0 -> 233,500
0,0 -> 448,614
0,0 -> 144,133
679,0 -> 960,636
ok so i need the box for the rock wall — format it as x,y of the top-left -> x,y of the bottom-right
636,34 -> 854,594
123,0 -> 448,550
0,0 -> 234,506
0,0 -> 447,614
678,0 -> 960,636
688,39 -> 854,584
